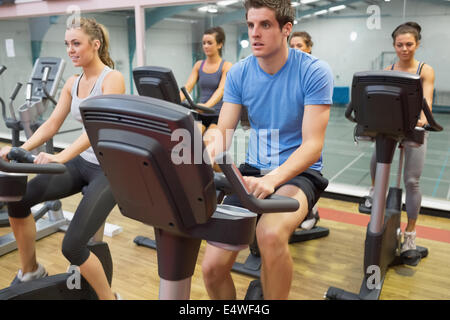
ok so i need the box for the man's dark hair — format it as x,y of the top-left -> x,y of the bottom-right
244,0 -> 295,30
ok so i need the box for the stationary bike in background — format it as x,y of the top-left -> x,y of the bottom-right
325,70 -> 443,300
0,57 -> 68,257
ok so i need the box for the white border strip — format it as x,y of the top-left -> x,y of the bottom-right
326,182 -> 450,212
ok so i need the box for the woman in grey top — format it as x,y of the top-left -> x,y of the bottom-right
363,22 -> 435,257
180,27 -> 233,129
0,17 -> 125,300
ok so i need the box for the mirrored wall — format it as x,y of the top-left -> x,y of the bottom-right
0,0 -> 449,203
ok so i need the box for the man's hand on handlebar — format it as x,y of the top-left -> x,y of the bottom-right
417,118 -> 428,128
195,103 -> 210,114
243,175 -> 277,200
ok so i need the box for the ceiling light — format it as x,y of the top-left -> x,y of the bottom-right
314,9 -> 328,15
199,5 -> 218,13
217,0 -> 239,6
329,5 -> 346,12
207,5 -> 218,13
240,40 -> 249,48
301,0 -> 320,4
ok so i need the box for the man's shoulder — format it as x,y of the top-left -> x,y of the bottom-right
290,52 -> 333,83
230,55 -> 255,71
291,50 -> 330,72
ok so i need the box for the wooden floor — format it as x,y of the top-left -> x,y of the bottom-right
0,191 -> 449,300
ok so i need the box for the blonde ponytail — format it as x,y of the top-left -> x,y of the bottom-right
97,23 -> 114,69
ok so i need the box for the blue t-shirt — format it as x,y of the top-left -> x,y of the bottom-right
223,48 -> 334,172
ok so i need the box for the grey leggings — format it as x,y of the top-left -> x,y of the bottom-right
370,133 -> 428,220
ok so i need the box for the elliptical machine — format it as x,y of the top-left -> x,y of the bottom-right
0,147 -> 113,300
325,70 -> 443,300
5,57 -> 65,154
0,57 -> 68,257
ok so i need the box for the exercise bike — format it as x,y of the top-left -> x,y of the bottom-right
325,70 -> 443,300
80,93 -> 299,299
0,57 -> 69,257
132,65 -> 222,252
132,66 -> 329,300
0,147 -> 113,300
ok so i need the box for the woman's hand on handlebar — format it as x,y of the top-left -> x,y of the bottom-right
417,118 -> 428,128
34,152 -> 60,164
196,103 -> 208,114
0,146 -> 12,160
243,175 -> 277,200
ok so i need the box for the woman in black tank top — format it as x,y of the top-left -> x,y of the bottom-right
0,18 -> 125,300
387,21 -> 435,116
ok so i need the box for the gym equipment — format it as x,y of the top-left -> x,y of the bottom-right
325,70 -> 443,300
133,66 -> 216,113
80,94 -> 299,299
0,65 -> 8,126
0,148 -> 113,300
0,58 -> 68,257
2,81 -> 23,147
132,66 -> 218,251
11,57 -> 65,154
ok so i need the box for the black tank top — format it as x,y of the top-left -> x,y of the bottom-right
198,59 -> 225,112
391,61 -> 425,75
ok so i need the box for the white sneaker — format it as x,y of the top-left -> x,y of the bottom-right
115,292 -> 123,300
300,204 -> 319,230
17,263 -> 48,283
401,231 -> 417,253
368,186 -> 374,198
365,187 -> 374,207
364,197 -> 372,208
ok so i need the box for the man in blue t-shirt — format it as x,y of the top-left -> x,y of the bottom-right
202,0 -> 333,300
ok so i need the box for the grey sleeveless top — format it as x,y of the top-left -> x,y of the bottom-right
71,66 -> 112,165
198,59 -> 225,112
